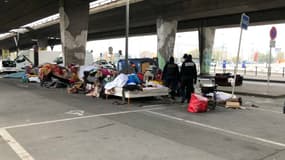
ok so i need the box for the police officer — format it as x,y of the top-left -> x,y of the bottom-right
162,56 -> 179,99
180,54 -> 197,103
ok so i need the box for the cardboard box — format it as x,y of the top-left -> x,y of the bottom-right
225,101 -> 241,109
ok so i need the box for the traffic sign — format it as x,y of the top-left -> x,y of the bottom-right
240,13 -> 250,30
270,26 -> 277,40
270,40 -> 276,48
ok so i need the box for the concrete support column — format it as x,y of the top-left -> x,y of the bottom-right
33,44 -> 39,67
59,0 -> 89,66
38,38 -> 48,50
157,18 -> 177,69
198,27 -> 216,75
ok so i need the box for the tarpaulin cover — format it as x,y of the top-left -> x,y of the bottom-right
188,93 -> 208,113
3,72 -> 25,79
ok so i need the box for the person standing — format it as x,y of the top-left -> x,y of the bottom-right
180,54 -> 197,103
114,50 -> 122,67
162,56 -> 179,99
107,46 -> 114,64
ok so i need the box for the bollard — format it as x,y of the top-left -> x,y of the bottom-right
283,67 -> 285,78
244,67 -> 246,75
255,66 -> 257,76
283,101 -> 285,114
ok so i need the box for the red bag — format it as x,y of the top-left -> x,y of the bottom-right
188,93 -> 208,113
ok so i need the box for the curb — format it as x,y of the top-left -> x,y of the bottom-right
217,89 -> 285,98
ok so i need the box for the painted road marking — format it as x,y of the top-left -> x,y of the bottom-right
0,129 -> 35,160
65,110 -> 85,116
141,104 -> 164,108
249,107 -> 282,114
3,107 -> 165,130
146,110 -> 285,148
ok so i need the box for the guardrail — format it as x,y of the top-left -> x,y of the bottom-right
203,64 -> 285,81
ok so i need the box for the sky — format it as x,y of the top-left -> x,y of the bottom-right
214,23 -> 285,60
51,23 -> 285,62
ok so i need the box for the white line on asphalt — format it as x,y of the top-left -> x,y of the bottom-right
146,110 -> 285,148
249,107 -> 282,114
2,107 -> 165,130
0,129 -> 35,160
141,104 -> 164,108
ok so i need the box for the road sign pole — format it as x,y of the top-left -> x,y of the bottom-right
267,46 -> 272,93
232,27 -> 243,97
267,26 -> 277,93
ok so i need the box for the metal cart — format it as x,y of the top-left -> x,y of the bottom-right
198,78 -> 217,110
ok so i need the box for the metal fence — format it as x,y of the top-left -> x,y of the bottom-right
208,64 -> 285,81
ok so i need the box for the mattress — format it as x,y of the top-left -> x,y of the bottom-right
106,87 -> 169,98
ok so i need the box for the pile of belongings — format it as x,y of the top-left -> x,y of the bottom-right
22,65 -> 40,83
83,67 -> 117,97
37,61 -> 166,100
81,63 -> 164,98
215,73 -> 243,86
39,63 -> 80,89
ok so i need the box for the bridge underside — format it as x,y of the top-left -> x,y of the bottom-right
1,3 -> 285,50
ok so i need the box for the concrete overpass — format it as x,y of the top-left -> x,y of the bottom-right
1,0 -> 285,73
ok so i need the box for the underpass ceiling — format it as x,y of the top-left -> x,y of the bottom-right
1,0 -> 285,50
0,0 -> 59,33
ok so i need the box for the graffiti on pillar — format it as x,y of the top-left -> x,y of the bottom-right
201,48 -> 212,74
59,6 -> 88,66
157,52 -> 165,70
63,30 -> 88,66
157,18 -> 177,69
199,27 -> 215,75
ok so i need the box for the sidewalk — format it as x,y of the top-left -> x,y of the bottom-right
244,76 -> 285,83
201,71 -> 285,97
217,81 -> 285,98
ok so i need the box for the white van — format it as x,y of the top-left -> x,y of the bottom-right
0,58 -> 18,73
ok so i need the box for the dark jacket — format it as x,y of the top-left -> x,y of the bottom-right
180,59 -> 197,82
162,62 -> 179,80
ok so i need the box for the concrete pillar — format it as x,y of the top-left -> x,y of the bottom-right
59,0 -> 89,66
157,18 -> 177,69
198,27 -> 216,75
38,38 -> 48,50
33,44 -> 39,67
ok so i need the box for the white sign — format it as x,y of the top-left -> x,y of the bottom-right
270,40 -> 276,48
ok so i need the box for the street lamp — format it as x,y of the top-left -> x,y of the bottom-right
125,0 -> 129,73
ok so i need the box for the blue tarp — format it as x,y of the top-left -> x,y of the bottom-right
3,72 -> 26,79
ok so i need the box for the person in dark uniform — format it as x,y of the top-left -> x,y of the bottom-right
162,56 -> 179,99
180,54 -> 197,103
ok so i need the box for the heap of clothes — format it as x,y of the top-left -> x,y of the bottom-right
23,63 -> 164,99
83,66 -> 164,98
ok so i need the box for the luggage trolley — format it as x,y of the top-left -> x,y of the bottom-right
198,78 -> 217,110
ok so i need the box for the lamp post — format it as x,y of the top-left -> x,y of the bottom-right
125,0 -> 129,73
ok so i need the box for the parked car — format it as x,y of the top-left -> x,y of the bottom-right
117,58 -> 158,73
92,60 -> 115,69
0,58 -> 17,73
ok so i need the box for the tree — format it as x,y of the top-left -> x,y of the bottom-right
212,49 -> 225,62
188,48 -> 199,58
274,52 -> 284,62
257,52 -> 267,63
188,48 -> 225,61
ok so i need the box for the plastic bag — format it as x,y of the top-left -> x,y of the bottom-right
188,93 -> 208,113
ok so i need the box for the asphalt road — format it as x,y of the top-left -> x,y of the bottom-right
0,78 -> 285,160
